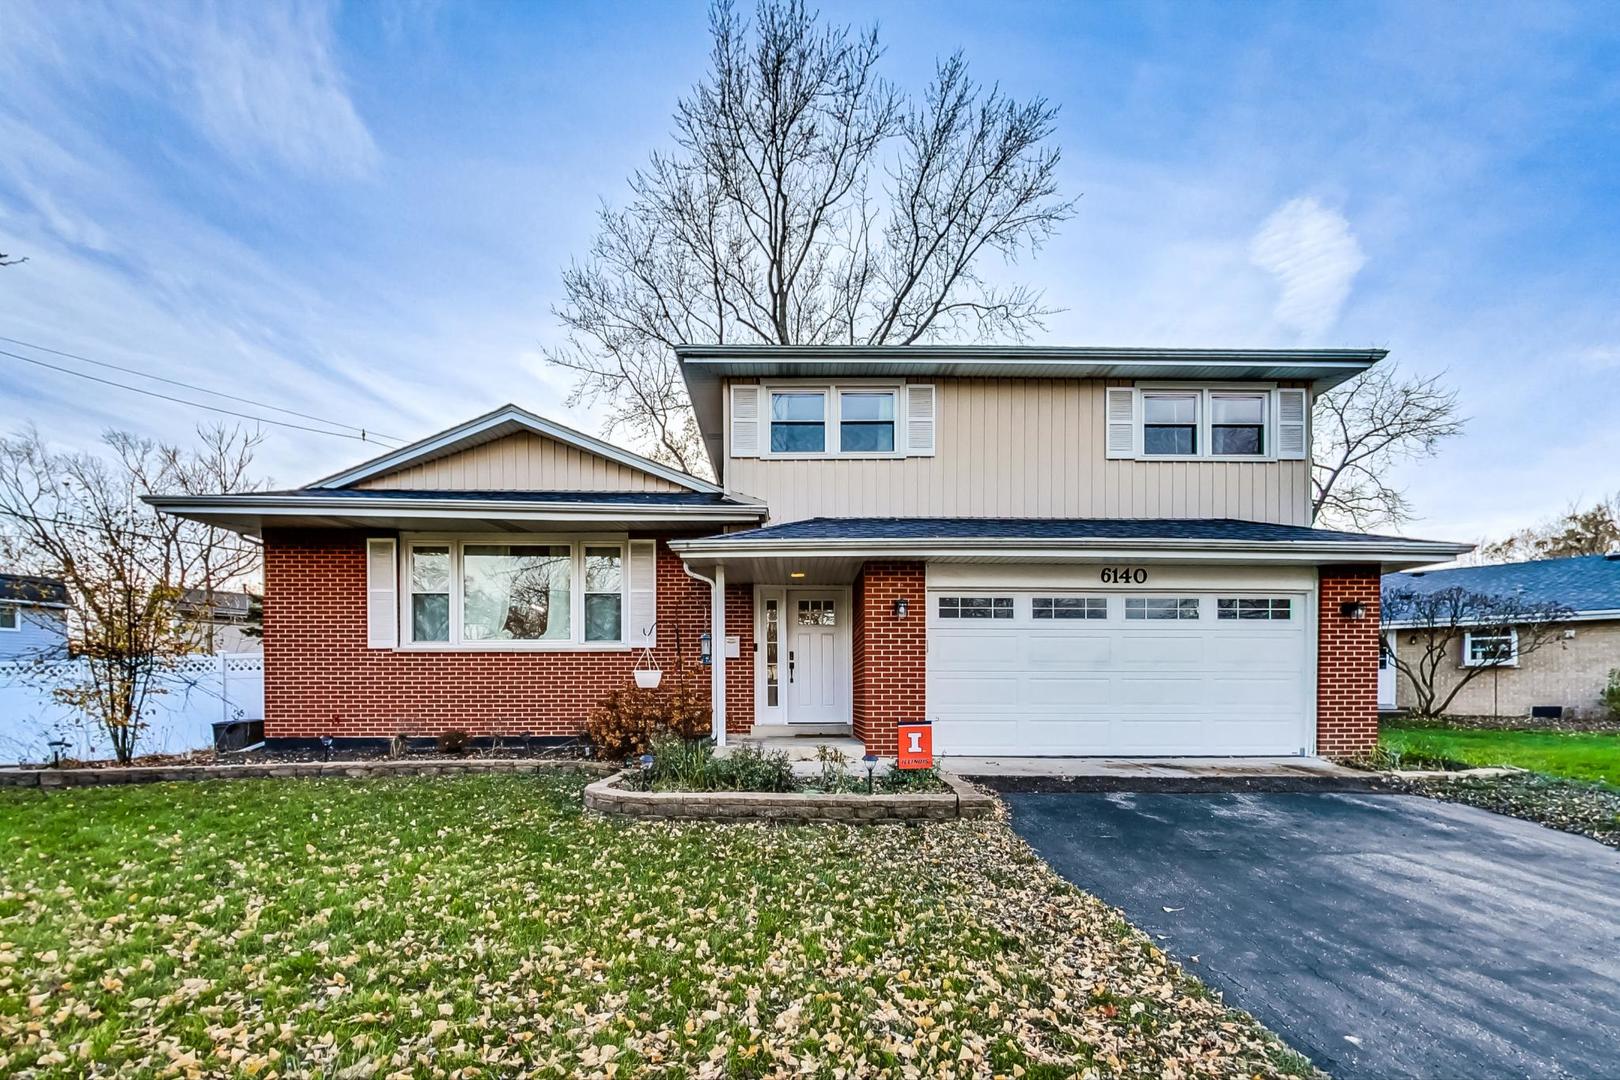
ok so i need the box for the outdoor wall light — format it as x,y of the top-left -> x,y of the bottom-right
893,598 -> 909,619
699,632 -> 713,666
1339,601 -> 1367,620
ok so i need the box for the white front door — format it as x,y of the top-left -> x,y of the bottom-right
786,591 -> 849,725
1377,632 -> 1397,710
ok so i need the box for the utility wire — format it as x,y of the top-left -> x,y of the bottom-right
0,334 -> 401,442
0,344 -> 401,447
0,508 -> 261,554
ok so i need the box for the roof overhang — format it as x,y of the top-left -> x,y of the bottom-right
676,345 -> 1387,477
670,533 -> 1470,575
146,493 -> 768,539
308,403 -> 723,494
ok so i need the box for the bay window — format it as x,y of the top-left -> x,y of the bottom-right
404,539 -> 626,647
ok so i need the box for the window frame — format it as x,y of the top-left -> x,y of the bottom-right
762,382 -> 906,460
0,603 -> 18,632
1124,597 -> 1203,621
398,535 -> 630,651
1032,596 -> 1109,620
1462,629 -> 1519,668
1140,390 -> 1201,458
836,388 -> 900,455
1216,597 -> 1294,621
937,595 -> 1015,620
1133,384 -> 1279,462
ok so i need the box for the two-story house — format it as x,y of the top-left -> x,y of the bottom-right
151,346 -> 1468,759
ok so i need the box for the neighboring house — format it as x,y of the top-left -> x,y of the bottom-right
0,573 -> 70,661
149,346 -> 1468,759
1381,554 -> 1620,720
178,589 -> 263,654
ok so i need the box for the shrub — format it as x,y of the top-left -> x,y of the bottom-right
624,735 -> 797,793
436,729 -> 470,755
1603,669 -> 1620,720
585,682 -> 712,761
713,743 -> 796,792
878,762 -> 950,793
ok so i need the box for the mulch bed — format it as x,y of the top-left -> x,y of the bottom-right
1394,714 -> 1620,734
1399,773 -> 1620,850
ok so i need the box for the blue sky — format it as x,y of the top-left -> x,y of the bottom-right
1,0 -> 1616,542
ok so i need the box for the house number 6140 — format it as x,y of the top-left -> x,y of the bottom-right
1100,567 -> 1148,584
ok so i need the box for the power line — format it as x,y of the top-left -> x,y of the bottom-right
0,508 -> 261,554
0,334 -> 401,442
0,345 -> 401,447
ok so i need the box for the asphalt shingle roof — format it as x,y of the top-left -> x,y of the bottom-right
1385,554 -> 1620,615
696,517 -> 1424,545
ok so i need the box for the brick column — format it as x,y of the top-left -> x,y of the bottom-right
851,562 -> 927,758
1316,565 -> 1382,757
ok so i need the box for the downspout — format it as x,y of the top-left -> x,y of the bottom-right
682,561 -> 728,746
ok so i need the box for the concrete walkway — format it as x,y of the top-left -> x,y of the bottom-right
944,754 -> 1358,778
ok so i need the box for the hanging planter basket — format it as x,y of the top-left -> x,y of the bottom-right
633,645 -> 662,689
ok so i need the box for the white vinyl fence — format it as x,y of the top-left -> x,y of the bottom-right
0,653 -> 264,765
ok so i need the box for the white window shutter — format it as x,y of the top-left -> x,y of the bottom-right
365,538 -> 397,648
1275,389 -> 1308,460
904,384 -> 936,456
1105,387 -> 1136,459
730,384 -> 761,457
628,540 -> 658,646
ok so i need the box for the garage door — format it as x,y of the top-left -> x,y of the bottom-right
927,590 -> 1310,756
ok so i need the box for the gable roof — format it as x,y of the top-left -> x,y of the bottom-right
309,403 -> 723,495
1385,554 -> 1620,617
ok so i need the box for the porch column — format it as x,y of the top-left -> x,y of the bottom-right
711,562 -> 727,746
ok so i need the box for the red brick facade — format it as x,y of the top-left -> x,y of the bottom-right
1315,564 -> 1382,757
851,562 -> 927,757
261,530 -> 751,743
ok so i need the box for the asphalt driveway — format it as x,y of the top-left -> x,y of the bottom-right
1003,791 -> 1620,1080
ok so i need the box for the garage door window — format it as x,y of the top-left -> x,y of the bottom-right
938,596 -> 1014,619
1033,597 -> 1107,620
1217,598 -> 1292,621
1125,597 -> 1200,621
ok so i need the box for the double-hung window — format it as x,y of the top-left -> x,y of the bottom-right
770,391 -> 826,453
0,604 -> 17,631
838,390 -> 896,453
1142,392 -> 1199,456
405,540 -> 626,647
1210,392 -> 1267,456
1463,630 -> 1518,667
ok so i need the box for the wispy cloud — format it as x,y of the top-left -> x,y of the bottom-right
1248,197 -> 1366,339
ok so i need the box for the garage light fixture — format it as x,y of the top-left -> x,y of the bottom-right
790,571 -> 806,578
1339,601 -> 1367,620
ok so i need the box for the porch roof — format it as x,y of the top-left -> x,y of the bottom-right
669,516 -> 1472,575
145,488 -> 768,537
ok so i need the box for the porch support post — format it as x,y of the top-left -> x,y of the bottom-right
712,563 -> 727,746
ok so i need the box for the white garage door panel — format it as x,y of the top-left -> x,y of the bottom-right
929,588 -> 1310,756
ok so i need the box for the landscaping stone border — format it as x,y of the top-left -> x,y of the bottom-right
0,757 -> 615,790
583,768 -> 994,823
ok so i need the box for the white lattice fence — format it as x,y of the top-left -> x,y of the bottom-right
0,653 -> 264,764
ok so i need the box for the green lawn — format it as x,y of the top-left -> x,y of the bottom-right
0,772 -> 1304,1078
1381,724 -> 1620,786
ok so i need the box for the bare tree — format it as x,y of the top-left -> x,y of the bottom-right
1311,365 -> 1464,529
548,0 -> 1077,470
0,424 -> 264,762
1381,583 -> 1570,718
1481,492 -> 1620,563
0,252 -> 23,267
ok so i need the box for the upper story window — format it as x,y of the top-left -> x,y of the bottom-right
1210,392 -> 1266,456
1142,392 -> 1199,456
770,391 -> 826,453
736,383 -> 929,459
839,391 -> 896,453
1107,386 -> 1307,463
0,604 -> 17,631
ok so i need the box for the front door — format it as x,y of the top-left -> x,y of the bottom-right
787,591 -> 849,725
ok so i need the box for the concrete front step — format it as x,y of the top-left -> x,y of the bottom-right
727,734 -> 869,762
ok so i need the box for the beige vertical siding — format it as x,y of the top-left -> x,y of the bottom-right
726,378 -> 1312,524
356,432 -> 687,492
